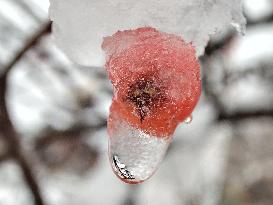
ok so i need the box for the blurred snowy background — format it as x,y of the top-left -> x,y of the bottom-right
0,0 -> 273,205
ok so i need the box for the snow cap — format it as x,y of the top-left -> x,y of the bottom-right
49,0 -> 246,66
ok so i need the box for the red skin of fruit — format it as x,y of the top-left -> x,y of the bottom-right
103,27 -> 201,137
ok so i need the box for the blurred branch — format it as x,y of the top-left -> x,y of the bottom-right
0,150 -> 10,162
245,13 -> 273,27
1,21 -> 51,78
204,12 -> 273,56
204,32 -> 235,56
225,62 -> 273,85
202,13 -> 273,123
0,22 -> 52,205
0,73 -> 45,205
203,58 -> 273,122
218,110 -> 273,122
0,136 -> 9,162
122,186 -> 138,205
37,120 -> 107,144
201,55 -> 226,115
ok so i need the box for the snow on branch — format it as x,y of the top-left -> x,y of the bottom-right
49,0 -> 246,66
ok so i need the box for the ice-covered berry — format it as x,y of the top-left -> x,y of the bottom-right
103,27 -> 201,137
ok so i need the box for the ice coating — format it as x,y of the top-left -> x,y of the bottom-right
104,27 -> 201,183
109,112 -> 171,183
49,0 -> 246,66
103,27 -> 201,137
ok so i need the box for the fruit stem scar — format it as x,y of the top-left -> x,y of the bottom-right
127,75 -> 165,122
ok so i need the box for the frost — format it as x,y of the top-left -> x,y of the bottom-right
49,0 -> 246,66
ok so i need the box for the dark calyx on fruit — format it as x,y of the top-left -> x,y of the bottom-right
127,76 -> 166,122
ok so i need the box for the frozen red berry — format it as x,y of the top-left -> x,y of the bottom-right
103,27 -> 201,137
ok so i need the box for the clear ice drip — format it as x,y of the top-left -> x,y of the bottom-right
184,115 -> 193,124
109,119 -> 171,183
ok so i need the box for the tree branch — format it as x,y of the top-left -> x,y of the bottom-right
218,110 -> 273,122
0,74 -> 45,205
0,22 -> 51,205
1,21 -> 51,77
35,120 -> 107,149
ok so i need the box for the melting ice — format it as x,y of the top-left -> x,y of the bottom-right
109,118 -> 171,183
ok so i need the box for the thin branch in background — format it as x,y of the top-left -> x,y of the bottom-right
224,62 -> 273,85
245,11 -> 273,27
0,21 -> 51,205
1,21 -> 51,77
202,55 -> 273,122
0,147 -> 10,162
0,75 -> 45,205
204,32 -> 235,56
202,26 -> 273,123
218,110 -> 273,122
122,185 -> 138,205
36,120 -> 107,146
201,56 -> 226,115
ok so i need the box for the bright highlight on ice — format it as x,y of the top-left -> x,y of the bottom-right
49,0 -> 246,183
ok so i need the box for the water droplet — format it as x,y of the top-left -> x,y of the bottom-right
108,119 -> 172,184
184,115 -> 193,124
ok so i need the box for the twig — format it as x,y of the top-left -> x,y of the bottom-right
0,75 -> 45,205
1,21 -> 51,78
204,32 -> 235,56
218,110 -> 273,122
35,121 -> 107,149
245,12 -> 273,27
201,55 -> 226,115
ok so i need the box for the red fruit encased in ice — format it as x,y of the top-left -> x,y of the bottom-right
103,27 -> 201,137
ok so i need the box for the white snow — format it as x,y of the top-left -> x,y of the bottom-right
49,0 -> 246,66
